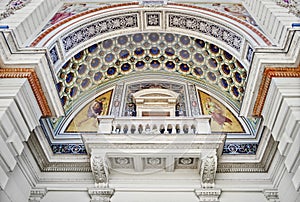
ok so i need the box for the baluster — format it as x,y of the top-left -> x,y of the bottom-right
164,124 -> 168,134
171,124 -> 176,134
180,124 -> 184,134
135,124 -> 139,134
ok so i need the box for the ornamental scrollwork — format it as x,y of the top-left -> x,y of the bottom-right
62,14 -> 138,52
91,156 -> 109,187
200,155 -> 217,188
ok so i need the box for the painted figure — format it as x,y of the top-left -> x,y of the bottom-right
78,99 -> 104,127
205,98 -> 232,126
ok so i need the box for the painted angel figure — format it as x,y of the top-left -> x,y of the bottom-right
205,97 -> 232,126
77,99 -> 104,127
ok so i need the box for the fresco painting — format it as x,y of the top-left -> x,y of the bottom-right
199,91 -> 244,133
65,90 -> 112,132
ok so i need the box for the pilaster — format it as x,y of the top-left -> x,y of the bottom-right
262,78 -> 300,191
0,78 -> 41,189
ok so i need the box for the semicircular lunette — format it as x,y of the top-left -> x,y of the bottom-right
56,32 -> 247,113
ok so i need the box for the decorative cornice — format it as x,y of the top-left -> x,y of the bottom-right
253,65 -> 300,116
28,129 -> 91,172
0,68 -> 51,117
31,2 -> 270,48
217,135 -> 278,173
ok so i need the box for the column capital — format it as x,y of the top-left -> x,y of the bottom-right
88,188 -> 115,202
28,188 -> 47,202
263,189 -> 280,202
195,188 -> 221,202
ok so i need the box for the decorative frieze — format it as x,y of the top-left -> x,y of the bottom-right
62,13 -> 138,52
51,144 -> 86,154
83,134 -> 225,174
49,45 -> 59,64
246,45 -> 254,63
110,84 -> 124,117
175,157 -> 198,169
222,143 -> 258,154
168,13 -> 243,52
188,84 -> 201,116
146,13 -> 160,27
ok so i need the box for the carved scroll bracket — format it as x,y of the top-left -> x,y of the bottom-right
200,154 -> 218,188
90,155 -> 110,188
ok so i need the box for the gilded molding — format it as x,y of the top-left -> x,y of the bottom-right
0,68 -> 52,117
253,66 -> 300,116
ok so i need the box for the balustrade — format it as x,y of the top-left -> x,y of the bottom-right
97,116 -> 211,134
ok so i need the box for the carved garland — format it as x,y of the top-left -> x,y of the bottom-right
0,68 -> 51,117
253,65 -> 300,116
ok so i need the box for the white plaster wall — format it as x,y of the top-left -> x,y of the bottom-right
112,191 -> 199,202
40,190 -> 271,202
41,191 -> 90,202
0,165 -> 31,202
278,168 -> 300,202
220,192 -> 267,202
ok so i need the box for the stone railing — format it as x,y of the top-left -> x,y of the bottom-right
97,116 -> 211,134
